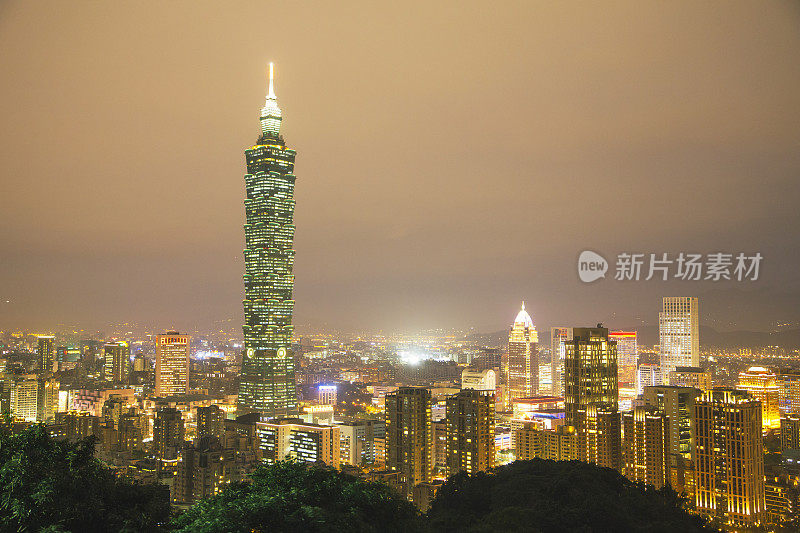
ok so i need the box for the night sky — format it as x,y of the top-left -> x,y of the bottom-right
1,2 -> 799,333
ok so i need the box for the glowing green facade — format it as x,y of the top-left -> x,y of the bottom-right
237,64 -> 298,417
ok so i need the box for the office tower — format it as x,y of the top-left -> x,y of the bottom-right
637,364 -> 663,395
385,387 -> 433,495
155,331 -> 189,397
460,368 -> 496,391
738,366 -> 780,429
36,376 -> 58,423
563,327 -> 617,428
609,331 -> 637,386
694,389 -> 765,528
238,64 -> 298,418
515,425 -> 578,461
580,403 -> 621,470
103,341 -> 130,384
642,385 -> 701,462
445,389 -> 495,476
780,414 -> 800,452
669,366 -> 711,391
659,297 -> 699,379
550,327 -> 573,396
622,406 -> 670,489
8,375 -> 39,421
153,407 -> 185,462
338,419 -> 385,467
317,385 -> 337,405
507,303 -> 539,404
776,369 -> 800,414
196,405 -> 225,443
37,335 -> 55,373
256,418 -> 340,467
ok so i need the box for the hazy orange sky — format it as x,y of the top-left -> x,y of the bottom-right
1,1 -> 799,333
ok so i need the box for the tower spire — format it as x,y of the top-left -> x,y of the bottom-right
268,62 -> 276,99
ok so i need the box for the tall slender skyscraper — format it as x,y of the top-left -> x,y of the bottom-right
155,331 -> 189,397
507,303 -> 538,404
563,327 -> 618,427
659,297 -> 699,379
238,64 -> 298,417
550,327 -> 572,396
37,335 -> 55,373
103,341 -> 130,384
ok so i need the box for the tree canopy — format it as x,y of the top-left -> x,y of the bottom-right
0,425 -> 170,532
171,460 -> 422,533
426,459 -> 714,533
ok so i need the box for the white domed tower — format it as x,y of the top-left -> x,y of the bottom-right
507,302 -> 539,407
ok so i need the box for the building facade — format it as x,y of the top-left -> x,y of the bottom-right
737,366 -> 780,430
445,389 -> 495,476
103,341 -> 130,384
669,366 -> 711,391
155,332 -> 190,397
563,327 -> 617,428
507,303 -> 539,404
385,387 -> 433,495
659,297 -> 700,378
550,327 -> 573,397
622,406 -> 670,489
237,64 -> 298,418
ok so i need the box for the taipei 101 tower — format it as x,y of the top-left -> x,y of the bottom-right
237,63 -> 298,417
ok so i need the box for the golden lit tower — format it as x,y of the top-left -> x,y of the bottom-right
445,389 -> 495,476
563,327 -> 618,427
737,366 -> 780,430
622,406 -> 670,489
659,297 -> 699,379
155,331 -> 190,397
507,302 -> 538,404
694,388 -> 765,528
237,63 -> 298,417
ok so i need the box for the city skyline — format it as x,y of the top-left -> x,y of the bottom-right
1,2 -> 799,334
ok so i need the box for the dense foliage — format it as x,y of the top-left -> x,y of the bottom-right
427,459 -> 714,533
0,426 -> 170,532
171,460 -> 422,533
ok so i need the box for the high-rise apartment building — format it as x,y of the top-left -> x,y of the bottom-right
507,303 -> 538,403
256,418 -> 340,467
659,297 -> 700,378
669,366 -> 711,391
8,374 -> 39,421
385,387 -> 433,495
461,368 -> 497,392
155,332 -> 189,397
103,341 -> 130,384
694,389 -> 765,528
737,366 -> 780,429
550,327 -> 572,397
196,405 -> 225,443
637,364 -> 663,395
515,425 -> 578,461
445,389 -> 495,476
780,414 -> 800,452
153,407 -> 185,462
563,327 -> 617,428
642,385 -> 701,462
580,403 -> 621,471
237,64 -> 298,418
37,335 -> 55,373
622,406 -> 670,489
609,331 -> 637,386
338,419 -> 385,467
777,369 -> 800,414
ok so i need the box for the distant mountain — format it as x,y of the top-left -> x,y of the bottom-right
468,327 -> 800,350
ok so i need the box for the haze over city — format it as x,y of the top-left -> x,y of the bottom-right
1,1 -> 799,333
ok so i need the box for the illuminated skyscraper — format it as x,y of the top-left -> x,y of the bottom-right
563,327 -> 617,428
153,407 -> 185,463
103,341 -> 130,384
507,303 -> 538,404
237,63 -> 298,418
642,385 -> 701,462
37,335 -> 55,373
445,389 -> 495,476
694,388 -> 765,528
196,405 -> 225,443
609,331 -> 637,387
776,369 -> 800,414
622,406 -> 670,489
550,327 -> 572,396
659,297 -> 699,379
155,331 -> 189,397
737,366 -> 780,429
580,402 -> 621,471
385,387 -> 433,496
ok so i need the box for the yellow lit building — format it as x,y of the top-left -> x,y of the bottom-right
515,424 -> 578,461
507,303 -> 538,406
694,388 -> 765,528
155,332 -> 190,397
445,389 -> 495,476
385,387 -> 433,496
622,406 -> 670,489
103,341 -> 130,384
669,366 -> 711,391
738,366 -> 780,430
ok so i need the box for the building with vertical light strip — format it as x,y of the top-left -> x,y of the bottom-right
622,406 -> 670,489
507,303 -> 538,405
37,335 -> 55,373
550,327 -> 572,396
694,388 -> 765,528
237,63 -> 298,418
103,341 -> 130,384
155,331 -> 190,397
659,297 -> 699,379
